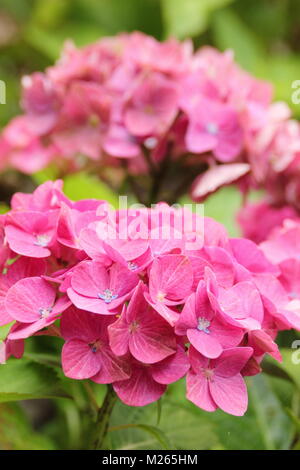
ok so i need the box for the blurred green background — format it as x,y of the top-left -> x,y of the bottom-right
1,0 -> 300,451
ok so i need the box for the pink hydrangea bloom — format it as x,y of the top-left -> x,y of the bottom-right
237,201 -> 298,244
0,181 -> 298,416
0,32 -> 291,206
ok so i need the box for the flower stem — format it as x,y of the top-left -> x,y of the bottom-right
89,385 -> 117,450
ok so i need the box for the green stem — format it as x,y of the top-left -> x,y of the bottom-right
89,385 -> 117,450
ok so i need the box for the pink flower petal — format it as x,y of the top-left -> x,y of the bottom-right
210,373 -> 248,416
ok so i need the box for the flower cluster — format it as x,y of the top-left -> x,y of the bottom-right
237,102 -> 300,243
1,181 -> 299,416
0,31 -> 284,203
260,219 -> 300,322
237,200 -> 299,244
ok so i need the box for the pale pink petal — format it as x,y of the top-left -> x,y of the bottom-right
210,373 -> 248,416
213,347 -> 253,378
5,277 -> 56,323
191,164 -> 249,201
91,347 -> 131,384
186,370 -> 217,412
151,346 -> 189,384
62,339 -> 101,379
187,329 -> 222,359
175,293 -> 197,335
71,261 -> 109,298
67,288 -> 110,314
113,365 -> 166,406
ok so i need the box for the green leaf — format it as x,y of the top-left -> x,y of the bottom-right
0,204 -> 9,214
266,348 -> 300,391
23,25 -> 63,61
63,172 -> 119,208
248,374 -> 293,450
0,358 -> 70,403
31,0 -> 70,29
32,167 -> 60,185
156,398 -> 162,425
212,8 -> 265,72
161,0 -> 234,39
0,402 -> 57,450
108,391 -> 219,450
76,0 -> 162,38
0,322 -> 15,342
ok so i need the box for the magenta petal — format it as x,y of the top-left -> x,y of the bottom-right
71,261 -> 109,298
151,346 -> 190,384
175,293 -> 197,335
109,263 -> 139,298
129,318 -> 176,364
108,315 -> 130,357
214,347 -> 253,378
5,277 -> 56,323
149,255 -> 193,303
0,308 -> 13,326
61,306 -> 111,342
210,374 -> 248,416
113,365 -> 166,406
7,257 -> 47,281
187,329 -> 222,359
210,318 -> 244,349
5,225 -> 51,258
145,294 -> 180,326
62,339 -> 101,379
186,370 -> 217,412
91,347 -> 131,384
188,345 -> 210,373
67,288 -> 110,314
8,317 -> 52,339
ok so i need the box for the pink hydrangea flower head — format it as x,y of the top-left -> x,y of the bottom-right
0,180 -> 298,416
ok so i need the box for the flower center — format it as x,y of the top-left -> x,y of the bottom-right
89,113 -> 100,126
144,137 -> 158,149
206,122 -> 219,135
156,291 -> 166,302
144,104 -> 154,115
34,234 -> 51,247
38,307 -> 53,318
197,317 -> 211,334
289,291 -> 299,299
128,261 -> 138,271
89,340 -> 102,353
98,289 -> 118,304
129,320 -> 139,333
202,368 -> 214,381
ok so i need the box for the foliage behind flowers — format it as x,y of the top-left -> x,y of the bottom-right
1,180 -> 299,430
